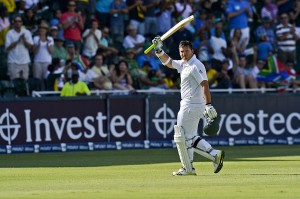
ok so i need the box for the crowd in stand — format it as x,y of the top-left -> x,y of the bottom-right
0,0 -> 300,97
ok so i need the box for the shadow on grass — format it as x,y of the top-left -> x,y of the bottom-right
0,145 -> 299,168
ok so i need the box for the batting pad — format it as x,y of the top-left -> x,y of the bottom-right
174,125 -> 193,173
194,148 -> 215,162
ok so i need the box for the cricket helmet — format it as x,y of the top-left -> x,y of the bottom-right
203,117 -> 220,136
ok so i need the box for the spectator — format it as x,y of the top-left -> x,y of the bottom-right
289,0 -> 300,39
210,26 -> 228,72
211,0 -> 227,19
95,0 -> 114,29
60,68 -> 91,96
256,33 -> 273,61
123,24 -> 145,55
174,0 -> 194,33
147,69 -> 168,90
143,0 -> 160,38
109,0 -> 128,45
22,8 -> 38,34
261,0 -> 278,24
125,48 -> 163,89
112,60 -> 135,90
255,16 -> 276,47
203,61 -> 219,88
82,18 -> 102,60
89,54 -> 113,90
5,15 -> 33,80
226,0 -> 253,48
275,13 -> 298,65
61,0 -> 84,52
136,43 -> 161,71
231,29 -> 247,55
126,0 -> 145,35
98,26 -> 119,59
32,22 -> 54,88
49,25 -> 58,39
193,29 -> 213,63
0,6 -> 10,78
277,0 -> 293,15
215,59 -> 234,89
52,35 -> 67,66
194,10 -> 207,34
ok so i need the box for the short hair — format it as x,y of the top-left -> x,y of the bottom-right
179,40 -> 193,50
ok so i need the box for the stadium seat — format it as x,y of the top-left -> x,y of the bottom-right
0,80 -> 16,98
12,78 -> 28,97
27,77 -> 42,95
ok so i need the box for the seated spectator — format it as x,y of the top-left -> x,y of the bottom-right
123,24 -> 145,55
22,8 -> 38,34
89,54 -> 113,90
98,26 -> 119,59
60,68 -> 91,96
193,29 -> 213,62
136,43 -> 161,71
82,18 -> 102,60
111,60 -> 135,90
147,69 -> 168,90
215,59 -> 234,89
203,61 -> 219,88
231,29 -> 248,55
289,0 -> 300,40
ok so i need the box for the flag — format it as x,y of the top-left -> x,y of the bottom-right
73,55 -> 89,72
256,54 -> 293,91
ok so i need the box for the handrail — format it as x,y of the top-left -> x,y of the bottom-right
31,88 -> 300,97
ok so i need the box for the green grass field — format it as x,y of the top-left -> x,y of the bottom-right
0,145 -> 299,199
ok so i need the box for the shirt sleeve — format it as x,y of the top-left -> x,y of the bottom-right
171,60 -> 183,73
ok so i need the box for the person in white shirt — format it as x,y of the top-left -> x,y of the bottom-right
32,22 -> 54,88
123,25 -> 145,55
5,15 -> 33,80
152,37 -> 225,176
82,19 -> 102,60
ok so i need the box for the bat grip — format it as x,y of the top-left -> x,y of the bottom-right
144,43 -> 155,54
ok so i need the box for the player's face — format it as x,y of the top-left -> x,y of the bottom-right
179,46 -> 193,62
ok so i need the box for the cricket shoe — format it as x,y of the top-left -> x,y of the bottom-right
213,150 -> 225,174
172,167 -> 197,176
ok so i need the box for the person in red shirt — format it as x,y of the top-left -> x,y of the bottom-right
61,0 -> 84,53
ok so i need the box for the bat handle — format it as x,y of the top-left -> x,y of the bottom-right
144,43 -> 155,54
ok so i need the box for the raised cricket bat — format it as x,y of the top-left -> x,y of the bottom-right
144,15 -> 195,54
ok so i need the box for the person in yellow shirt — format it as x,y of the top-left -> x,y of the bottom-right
60,69 -> 91,96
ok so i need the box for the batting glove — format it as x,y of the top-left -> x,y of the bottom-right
152,36 -> 163,54
204,104 -> 217,121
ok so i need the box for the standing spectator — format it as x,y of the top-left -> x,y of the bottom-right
275,13 -> 298,65
210,27 -> 227,72
261,0 -> 278,24
193,29 -> 213,63
255,16 -> 276,47
126,0 -> 145,35
60,68 -> 91,96
226,0 -> 253,48
82,18 -> 102,60
143,0 -> 160,38
61,0 -> 84,52
109,0 -> 128,45
289,0 -> 300,39
256,33 -> 273,61
32,22 -> 54,88
174,0 -> 194,33
5,15 -> 33,80
95,0 -> 114,29
112,60 -> 135,90
52,35 -> 67,66
123,25 -> 145,55
277,0 -> 293,15
0,6 -> 10,79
